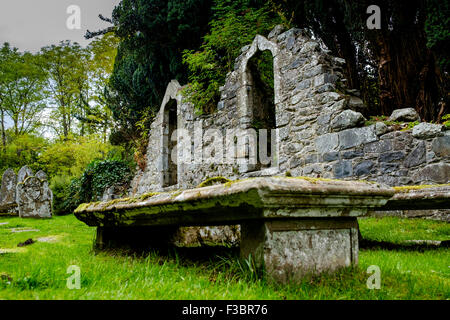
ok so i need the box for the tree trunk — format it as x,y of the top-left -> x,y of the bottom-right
376,31 -> 447,121
0,108 -> 6,150
103,119 -> 108,144
373,1 -> 448,122
329,3 -> 360,90
62,108 -> 69,139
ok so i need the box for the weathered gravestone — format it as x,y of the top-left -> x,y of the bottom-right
16,166 -> 52,218
0,169 -> 18,215
35,170 -> 48,182
17,165 -> 33,183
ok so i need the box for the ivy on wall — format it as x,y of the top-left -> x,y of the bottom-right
55,160 -> 133,215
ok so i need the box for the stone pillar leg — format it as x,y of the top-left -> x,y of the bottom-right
95,226 -> 178,251
240,218 -> 359,283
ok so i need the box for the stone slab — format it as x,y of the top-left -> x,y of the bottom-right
74,177 -> 395,283
0,248 -> 26,254
380,185 -> 450,211
0,169 -> 18,215
37,236 -> 60,243
75,177 -> 394,228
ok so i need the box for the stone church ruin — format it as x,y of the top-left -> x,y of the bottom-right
129,26 -> 450,196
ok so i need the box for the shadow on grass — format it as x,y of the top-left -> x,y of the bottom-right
170,245 -> 239,262
360,239 -> 449,251
96,237 -> 449,263
95,245 -> 262,282
95,244 -> 239,265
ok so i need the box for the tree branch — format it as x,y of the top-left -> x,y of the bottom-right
85,14 -> 115,39
85,26 -> 116,40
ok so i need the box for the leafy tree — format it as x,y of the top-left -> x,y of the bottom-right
37,134 -> 122,178
425,0 -> 450,72
38,135 -> 129,215
0,132 -> 47,174
76,33 -> 119,142
182,0 -> 281,112
0,43 -> 48,136
40,41 -> 90,139
58,160 -> 133,215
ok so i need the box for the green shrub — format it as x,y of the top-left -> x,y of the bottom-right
49,175 -> 74,216
37,135 -> 122,178
442,114 -> 450,128
182,0 -> 282,113
80,160 -> 133,202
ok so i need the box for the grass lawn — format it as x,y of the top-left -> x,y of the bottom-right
0,214 -> 448,300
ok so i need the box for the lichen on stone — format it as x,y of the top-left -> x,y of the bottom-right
138,192 -> 161,201
284,176 -> 335,183
75,193 -> 163,213
169,190 -> 182,199
393,184 -> 450,193
287,176 -> 381,185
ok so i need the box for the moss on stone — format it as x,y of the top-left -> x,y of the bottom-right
138,192 -> 161,201
74,203 -> 91,213
224,178 -> 250,188
99,198 -> 135,208
169,190 -> 182,199
75,193 -> 164,213
282,176 -> 379,185
285,176 -> 335,183
197,176 -> 231,188
74,176 -> 388,215
393,184 -> 450,192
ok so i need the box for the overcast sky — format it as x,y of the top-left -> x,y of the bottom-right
0,0 -> 121,53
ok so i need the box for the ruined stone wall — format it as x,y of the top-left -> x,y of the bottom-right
129,26 -> 450,198
311,124 -> 449,186
130,27 -> 348,194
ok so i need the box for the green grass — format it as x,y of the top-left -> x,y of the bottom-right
359,216 -> 449,243
0,215 -> 449,300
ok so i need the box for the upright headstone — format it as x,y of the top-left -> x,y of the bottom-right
36,170 -> 53,205
35,170 -> 47,181
16,167 -> 52,218
17,165 -> 33,183
0,169 -> 18,215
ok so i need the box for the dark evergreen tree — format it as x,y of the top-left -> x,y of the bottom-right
104,0 -> 213,142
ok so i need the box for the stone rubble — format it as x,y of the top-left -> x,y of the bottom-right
412,122 -> 444,139
388,108 -> 421,122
